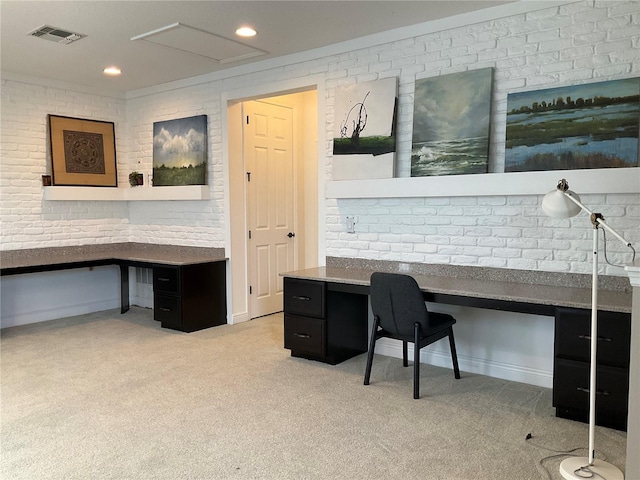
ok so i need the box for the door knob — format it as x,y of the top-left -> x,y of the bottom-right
287,232 -> 296,238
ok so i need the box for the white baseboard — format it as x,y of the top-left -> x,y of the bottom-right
0,298 -> 120,329
375,338 -> 553,389
232,312 -> 250,324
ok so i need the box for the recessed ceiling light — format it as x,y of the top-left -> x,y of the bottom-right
235,26 -> 256,37
103,66 -> 122,76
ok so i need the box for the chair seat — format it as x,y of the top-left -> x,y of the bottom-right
423,311 -> 456,331
377,312 -> 455,342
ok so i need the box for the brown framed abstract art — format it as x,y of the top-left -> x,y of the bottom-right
48,115 -> 117,186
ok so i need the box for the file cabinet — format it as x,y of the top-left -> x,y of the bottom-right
283,277 -> 368,365
153,261 -> 226,332
553,307 -> 631,431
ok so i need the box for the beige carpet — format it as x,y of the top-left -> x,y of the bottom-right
0,308 -> 627,479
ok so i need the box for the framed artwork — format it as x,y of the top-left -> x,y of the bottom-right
332,77 -> 397,180
411,68 -> 493,177
153,115 -> 207,186
48,115 -> 117,187
505,77 -> 640,172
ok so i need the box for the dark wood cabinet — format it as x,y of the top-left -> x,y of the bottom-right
283,277 -> 368,365
553,307 -> 631,431
153,261 -> 226,333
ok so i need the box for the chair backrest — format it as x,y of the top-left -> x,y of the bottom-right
370,272 -> 429,338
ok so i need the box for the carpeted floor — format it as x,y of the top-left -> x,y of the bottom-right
0,307 -> 627,479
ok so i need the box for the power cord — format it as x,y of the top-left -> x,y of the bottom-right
570,465 -> 608,479
601,224 -> 636,268
524,433 -> 611,480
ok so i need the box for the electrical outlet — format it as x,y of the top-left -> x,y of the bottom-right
346,216 -> 356,234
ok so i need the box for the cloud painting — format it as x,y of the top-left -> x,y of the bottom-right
152,115 -> 207,186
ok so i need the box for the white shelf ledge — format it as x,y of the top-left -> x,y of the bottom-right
43,185 -> 210,201
326,168 -> 640,199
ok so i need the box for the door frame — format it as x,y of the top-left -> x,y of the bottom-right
222,76 -> 326,324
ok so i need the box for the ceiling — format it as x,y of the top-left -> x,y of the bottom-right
1,1 -> 515,94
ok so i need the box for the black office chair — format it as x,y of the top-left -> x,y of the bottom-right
364,272 -> 461,399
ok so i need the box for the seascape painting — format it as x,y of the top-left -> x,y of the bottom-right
332,78 -> 397,180
153,115 -> 207,186
505,78 -> 640,172
411,68 -> 493,177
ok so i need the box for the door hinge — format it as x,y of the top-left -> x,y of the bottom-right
247,171 -> 251,182
249,285 -> 252,294
246,115 -> 250,125
248,230 -> 252,239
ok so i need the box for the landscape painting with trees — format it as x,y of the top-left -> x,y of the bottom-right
153,115 -> 207,186
332,78 -> 397,180
505,78 -> 639,172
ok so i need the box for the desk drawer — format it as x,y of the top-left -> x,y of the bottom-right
284,315 -> 325,356
555,308 -> 630,367
284,278 -> 325,318
154,294 -> 181,329
153,266 -> 179,294
553,358 -> 629,423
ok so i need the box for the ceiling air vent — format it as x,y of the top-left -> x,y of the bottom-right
28,25 -> 86,45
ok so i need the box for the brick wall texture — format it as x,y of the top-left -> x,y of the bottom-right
1,0 -> 639,275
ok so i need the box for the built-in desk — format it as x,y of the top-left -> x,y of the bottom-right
0,243 -> 228,332
282,258 -> 632,430
284,264 -> 631,315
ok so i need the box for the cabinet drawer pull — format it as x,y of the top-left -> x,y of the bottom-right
576,387 -> 610,396
292,295 -> 311,301
157,277 -> 171,282
159,307 -> 172,312
577,335 -> 612,342
294,333 -> 311,339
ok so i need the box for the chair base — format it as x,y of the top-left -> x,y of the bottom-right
364,316 -> 460,399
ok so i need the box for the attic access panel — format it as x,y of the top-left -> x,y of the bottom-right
131,23 -> 266,64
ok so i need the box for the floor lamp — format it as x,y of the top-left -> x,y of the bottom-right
542,178 -> 635,480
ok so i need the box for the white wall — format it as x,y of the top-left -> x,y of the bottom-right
125,82 -> 226,247
0,81 -> 130,250
0,79 -> 130,327
0,267 -> 120,328
1,0 -> 638,384
322,0 -> 639,276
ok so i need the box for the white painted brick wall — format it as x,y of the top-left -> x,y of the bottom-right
328,193 -> 639,275
125,81 -> 226,247
1,0 -> 638,276
317,0 -> 640,276
0,80 -> 129,250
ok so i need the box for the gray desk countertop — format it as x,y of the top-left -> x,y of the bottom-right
0,243 -> 227,270
283,265 -> 632,314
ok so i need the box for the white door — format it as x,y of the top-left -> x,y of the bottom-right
244,100 -> 295,318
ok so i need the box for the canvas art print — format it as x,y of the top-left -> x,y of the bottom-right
153,115 -> 207,186
505,78 -> 640,172
411,68 -> 493,177
332,77 -> 397,180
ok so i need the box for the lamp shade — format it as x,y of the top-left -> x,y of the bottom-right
542,188 -> 582,219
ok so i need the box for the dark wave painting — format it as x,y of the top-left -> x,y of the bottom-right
411,68 -> 493,177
